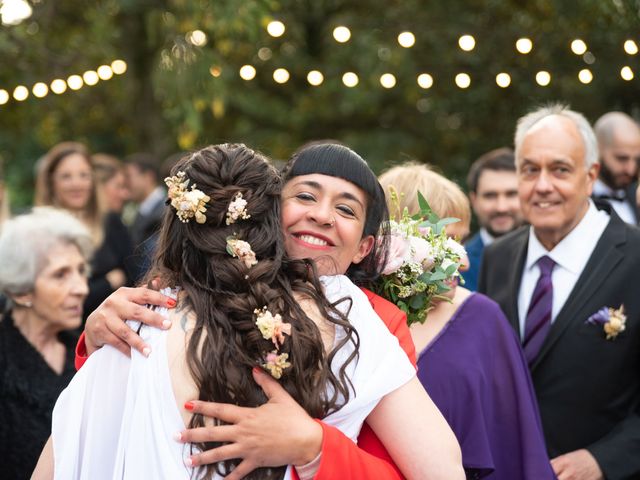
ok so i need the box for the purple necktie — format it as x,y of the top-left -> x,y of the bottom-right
523,256 -> 556,365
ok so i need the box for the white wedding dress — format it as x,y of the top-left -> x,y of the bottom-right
52,275 -> 415,479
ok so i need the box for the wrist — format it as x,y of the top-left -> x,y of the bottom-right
293,418 -> 323,466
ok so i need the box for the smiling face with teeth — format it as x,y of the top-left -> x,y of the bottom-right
517,115 -> 600,250
281,173 -> 375,276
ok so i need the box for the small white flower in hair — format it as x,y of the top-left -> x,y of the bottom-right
262,351 -> 291,379
226,236 -> 258,268
226,192 -> 251,225
254,306 -> 291,347
164,171 -> 210,224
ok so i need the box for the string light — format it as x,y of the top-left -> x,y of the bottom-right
83,71 -> 99,86
458,35 -> 475,52
624,40 -> 638,55
13,85 -> 29,101
495,73 -> 511,88
333,26 -> 351,43
578,69 -> 593,84
273,68 -> 290,84
342,72 -> 359,87
267,21 -> 285,38
50,79 -> 67,94
67,75 -> 84,90
571,39 -> 587,55
621,66 -> 634,81
97,65 -> 113,80
32,82 -> 49,98
516,37 -> 533,54
209,66 -> 222,77
535,71 -> 551,86
111,60 -> 127,75
398,31 -> 415,48
239,65 -> 256,80
0,89 -> 8,105
1,0 -> 32,26
380,73 -> 396,88
307,70 -> 324,86
417,73 -> 433,89
187,30 -> 207,47
455,73 -> 471,88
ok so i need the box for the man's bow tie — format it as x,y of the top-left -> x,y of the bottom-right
595,191 -> 627,201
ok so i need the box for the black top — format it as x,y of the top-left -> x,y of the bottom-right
84,212 -> 136,321
0,312 -> 78,479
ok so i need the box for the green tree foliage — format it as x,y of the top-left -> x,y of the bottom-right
1,0 -> 639,208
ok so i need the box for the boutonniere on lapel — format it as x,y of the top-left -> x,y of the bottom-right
586,305 -> 627,340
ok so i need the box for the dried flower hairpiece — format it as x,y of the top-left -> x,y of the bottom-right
226,236 -> 258,268
226,192 -> 251,225
255,307 -> 291,348
262,351 -> 291,379
164,171 -> 210,224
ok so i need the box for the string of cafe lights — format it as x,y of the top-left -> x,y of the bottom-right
0,60 -> 128,107
214,21 -> 638,89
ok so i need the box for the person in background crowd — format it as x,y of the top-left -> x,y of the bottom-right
35,142 -> 134,321
93,153 -> 130,214
379,163 -> 554,480
592,111 -> 640,224
0,208 -> 92,480
464,148 -> 523,291
126,153 -> 165,249
72,143 -> 464,480
479,105 -> 640,480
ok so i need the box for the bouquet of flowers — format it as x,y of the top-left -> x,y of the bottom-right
373,192 -> 467,326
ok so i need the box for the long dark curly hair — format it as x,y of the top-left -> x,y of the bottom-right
150,144 -> 359,480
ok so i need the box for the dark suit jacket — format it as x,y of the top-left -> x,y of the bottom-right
129,195 -> 165,249
478,204 -> 640,480
463,232 -> 484,292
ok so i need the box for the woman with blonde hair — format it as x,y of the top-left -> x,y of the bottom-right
379,162 -> 555,480
35,142 -> 134,320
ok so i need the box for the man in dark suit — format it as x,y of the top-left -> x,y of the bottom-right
464,148 -> 523,291
125,153 -> 165,249
592,112 -> 640,225
479,105 -> 640,480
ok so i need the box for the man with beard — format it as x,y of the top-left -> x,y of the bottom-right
464,148 -> 523,291
593,112 -> 640,224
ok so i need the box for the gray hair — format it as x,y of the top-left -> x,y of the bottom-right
514,104 -> 599,168
0,207 -> 94,298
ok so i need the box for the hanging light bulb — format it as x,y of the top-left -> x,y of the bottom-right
455,73 -> 471,88
333,26 -> 351,43
495,73 -> 511,88
417,73 -> 433,89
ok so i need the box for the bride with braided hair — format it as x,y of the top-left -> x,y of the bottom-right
35,143 -> 460,480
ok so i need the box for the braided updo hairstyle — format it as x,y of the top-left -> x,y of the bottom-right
151,144 -> 359,480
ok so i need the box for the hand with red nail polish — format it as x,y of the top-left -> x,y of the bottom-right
78,286 -> 176,363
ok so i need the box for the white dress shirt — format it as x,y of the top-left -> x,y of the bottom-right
138,186 -> 165,216
593,178 -> 636,224
479,228 -> 495,247
517,201 -> 610,338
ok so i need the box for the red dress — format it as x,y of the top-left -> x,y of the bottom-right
74,288 -> 416,480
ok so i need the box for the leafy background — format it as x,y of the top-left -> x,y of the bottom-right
1,0 -> 639,208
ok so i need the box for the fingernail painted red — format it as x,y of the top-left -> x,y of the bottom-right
167,298 -> 177,308
252,366 -> 261,374
184,401 -> 195,411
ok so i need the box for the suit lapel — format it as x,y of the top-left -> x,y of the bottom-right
506,230 -> 528,336
530,216 -> 626,370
